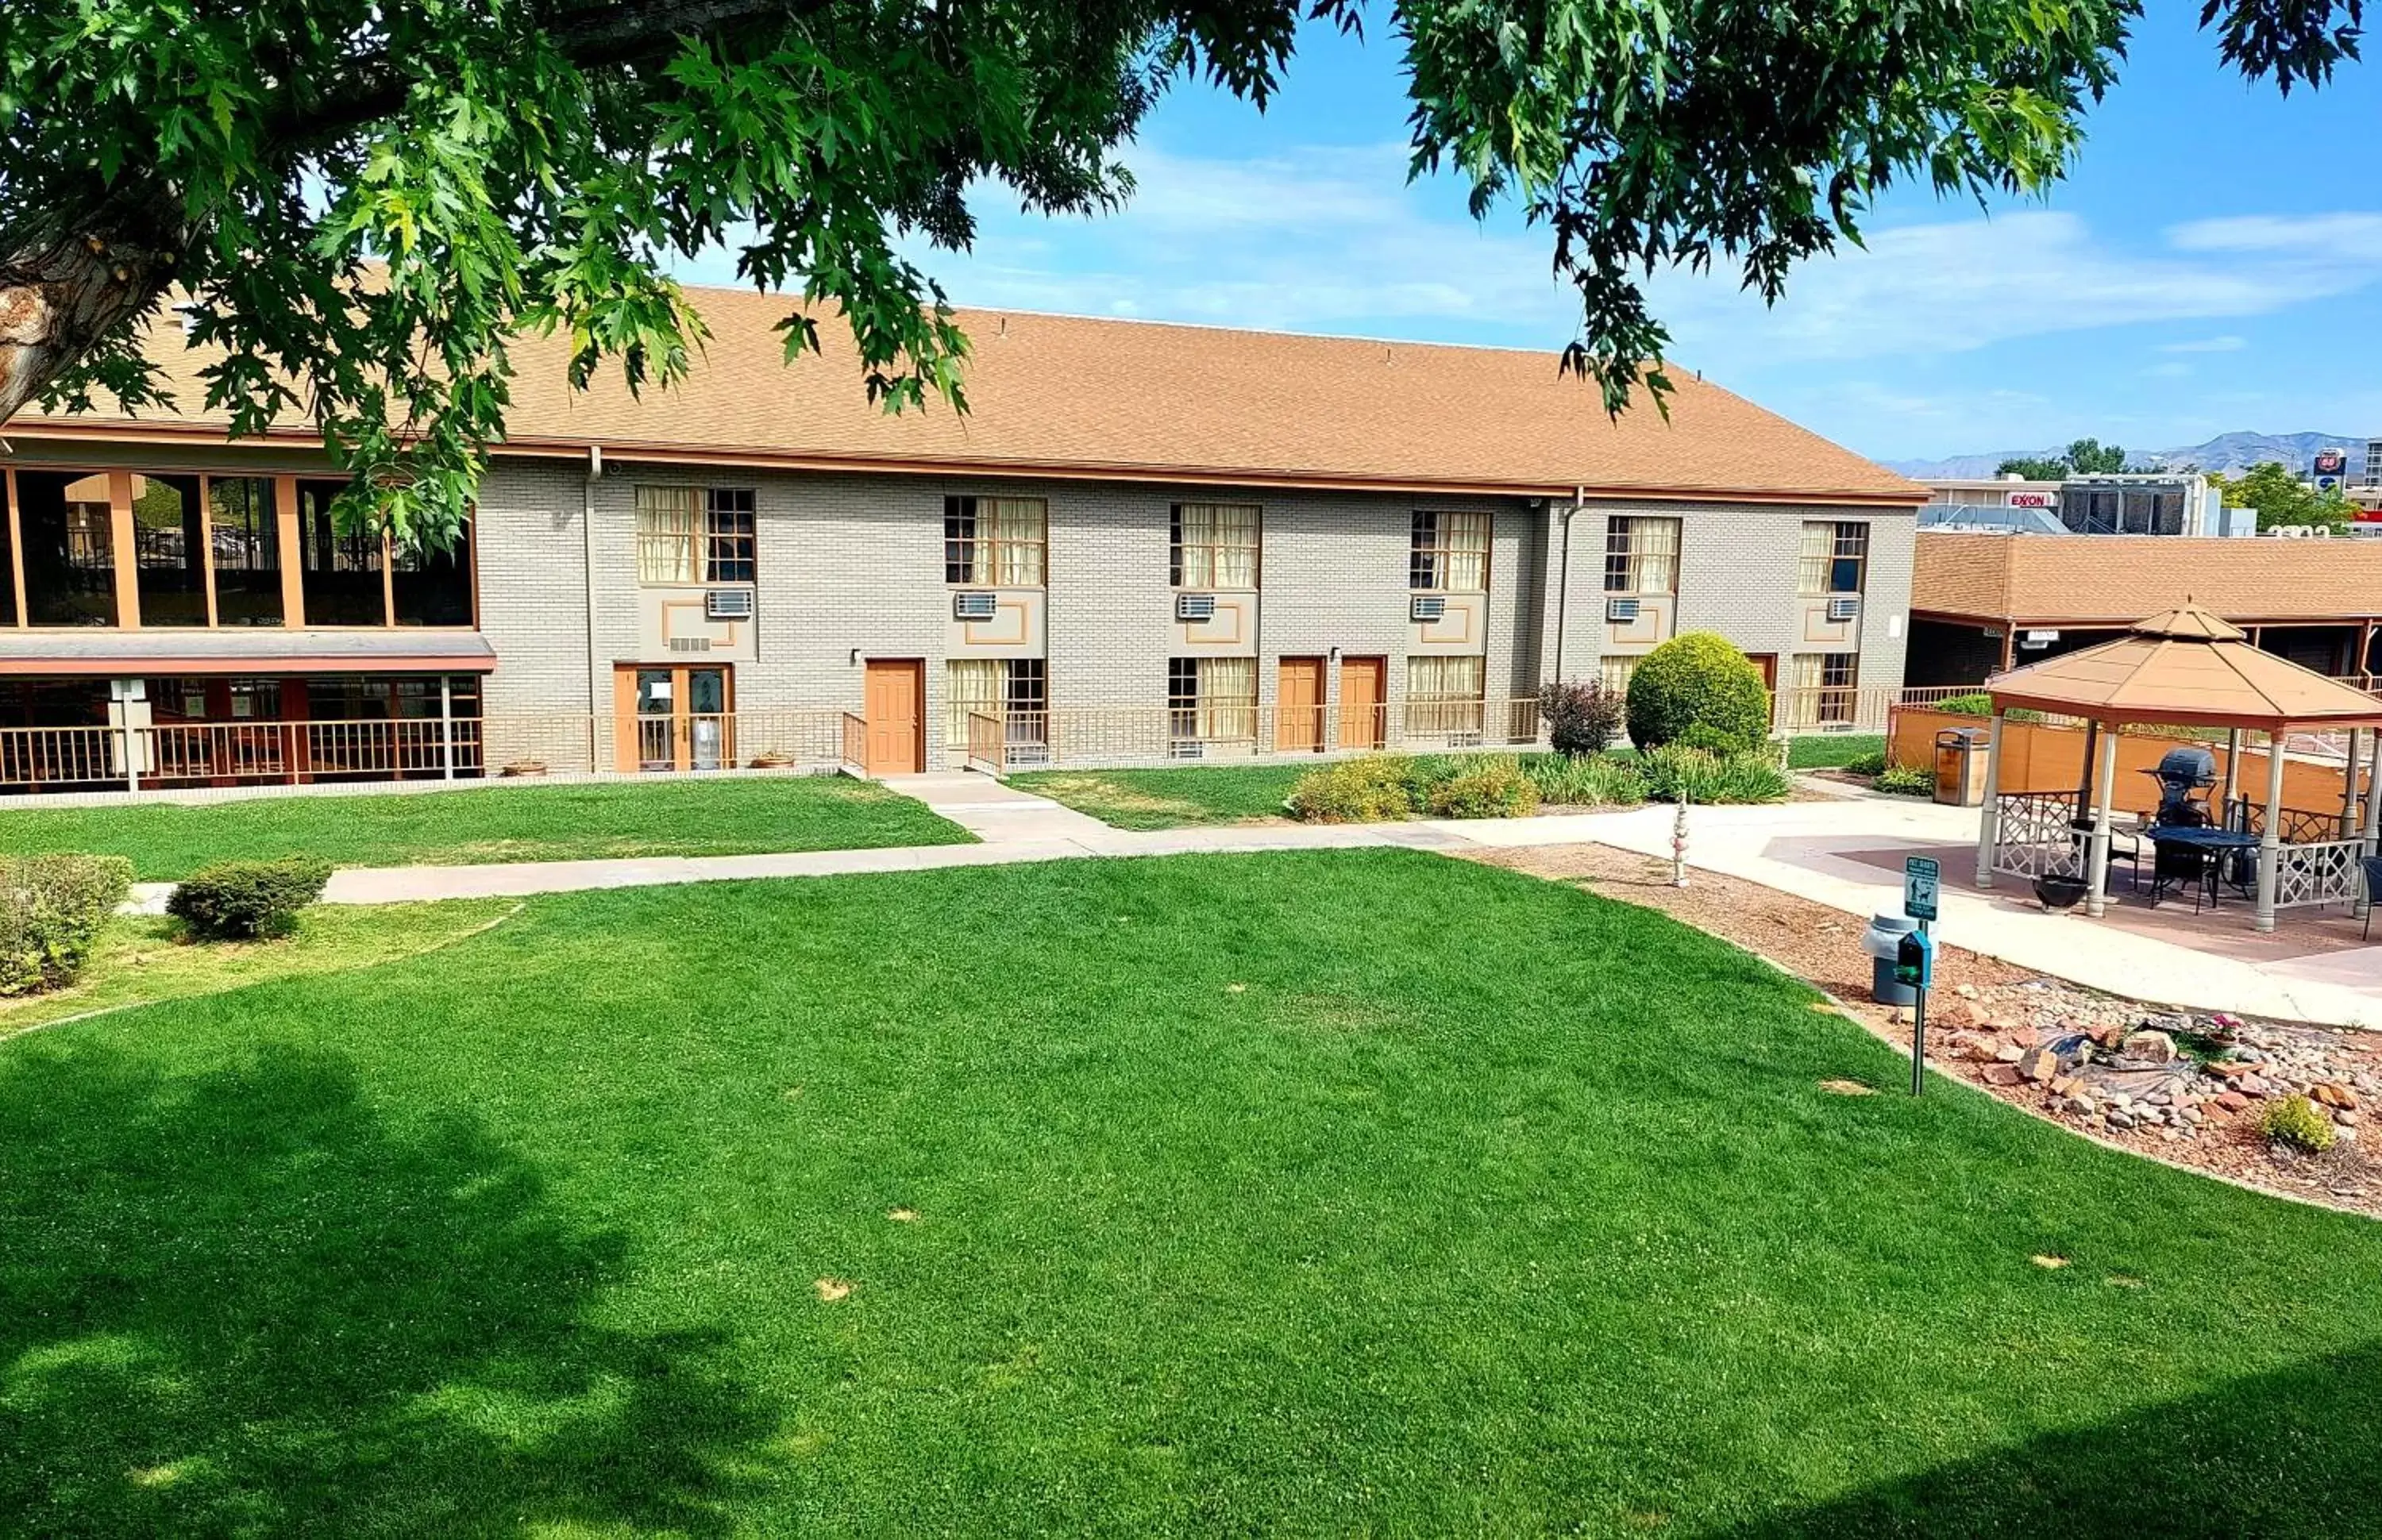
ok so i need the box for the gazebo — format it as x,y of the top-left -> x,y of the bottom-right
1972,606 -> 2382,932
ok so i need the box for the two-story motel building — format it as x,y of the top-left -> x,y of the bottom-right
0,288 -> 1924,792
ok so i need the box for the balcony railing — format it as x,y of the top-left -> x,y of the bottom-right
2,684 -> 1964,796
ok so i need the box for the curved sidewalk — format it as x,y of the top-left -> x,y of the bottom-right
125,778 -> 2382,1029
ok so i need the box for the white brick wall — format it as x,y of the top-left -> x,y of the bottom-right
470,463 -> 1915,760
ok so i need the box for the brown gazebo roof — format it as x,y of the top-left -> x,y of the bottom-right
1986,606 -> 2382,730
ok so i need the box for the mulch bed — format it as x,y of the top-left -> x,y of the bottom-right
1467,841 -> 2382,1219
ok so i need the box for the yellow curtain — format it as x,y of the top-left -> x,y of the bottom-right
636,487 -> 700,583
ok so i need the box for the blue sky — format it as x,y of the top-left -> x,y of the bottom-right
688,12 -> 2382,462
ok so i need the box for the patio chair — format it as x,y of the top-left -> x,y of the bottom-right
2365,857 -> 2382,940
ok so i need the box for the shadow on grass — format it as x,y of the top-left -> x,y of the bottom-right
0,1043 -> 770,1536
1714,1342 -> 2382,1538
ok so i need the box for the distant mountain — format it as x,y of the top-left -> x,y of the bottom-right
1886,431 -> 2368,480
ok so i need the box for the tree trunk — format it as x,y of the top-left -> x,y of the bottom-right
0,187 -> 187,424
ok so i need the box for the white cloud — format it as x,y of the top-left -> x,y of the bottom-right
895,144 -> 1575,341
2158,334 -> 2248,352
1652,210 -> 2382,368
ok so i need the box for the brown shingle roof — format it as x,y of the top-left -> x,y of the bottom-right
13,287 -> 1919,505
1915,531 -> 2382,626
1989,606 -> 2382,729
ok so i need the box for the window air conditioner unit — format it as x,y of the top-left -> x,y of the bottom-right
1446,731 -> 1484,749
706,587 -> 756,621
1169,738 -> 1208,760
1605,597 -> 1641,623
1176,593 -> 1218,622
1410,595 -> 1447,623
1825,596 -> 1861,624
952,591 -> 999,621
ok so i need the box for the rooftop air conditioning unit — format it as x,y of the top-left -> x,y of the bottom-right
1410,595 -> 1447,623
1605,597 -> 1642,624
952,591 -> 998,621
1825,596 -> 1861,624
1176,593 -> 1218,622
706,587 -> 756,621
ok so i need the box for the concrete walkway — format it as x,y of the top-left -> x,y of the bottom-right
307,818 -> 1462,903
1459,798 -> 2382,1029
876,771 -> 1119,843
121,768 -> 2382,1027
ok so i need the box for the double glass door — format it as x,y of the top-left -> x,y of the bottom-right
618,664 -> 732,772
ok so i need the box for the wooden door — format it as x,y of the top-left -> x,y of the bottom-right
1276,656 -> 1325,751
1746,653 -> 1779,691
1338,655 -> 1386,749
864,659 -> 924,774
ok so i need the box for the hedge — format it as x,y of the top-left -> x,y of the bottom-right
167,857 -> 334,941
1,854 -> 134,997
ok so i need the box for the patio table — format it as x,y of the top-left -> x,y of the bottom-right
2145,826 -> 2258,910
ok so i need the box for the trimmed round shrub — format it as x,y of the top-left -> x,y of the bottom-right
1,854 -> 134,996
168,857 -> 334,941
1286,758 -> 1416,824
1424,758 -> 1540,819
1625,633 -> 1771,753
2259,1093 -> 2337,1153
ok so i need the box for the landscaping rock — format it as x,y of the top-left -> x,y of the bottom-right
2217,1091 -> 2252,1114
2124,1029 -> 2179,1065
2312,1083 -> 2361,1111
1995,1043 -> 2026,1064
2019,1049 -> 2060,1084
1983,1064 -> 2025,1088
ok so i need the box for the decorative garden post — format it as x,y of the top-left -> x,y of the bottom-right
1671,798 -> 1690,887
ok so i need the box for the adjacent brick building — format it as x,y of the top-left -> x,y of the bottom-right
1910,531 -> 2382,689
0,288 -> 1922,790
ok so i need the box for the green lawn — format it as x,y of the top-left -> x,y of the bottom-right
0,775 -> 973,880
1786,733 -> 1885,769
6,850 -> 2380,1534
1009,763 -> 1309,828
0,900 -> 512,1038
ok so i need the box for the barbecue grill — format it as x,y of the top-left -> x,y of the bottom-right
2145,745 -> 2217,828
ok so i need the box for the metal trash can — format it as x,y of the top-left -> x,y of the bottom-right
1862,912 -> 1921,1005
1933,728 -> 1990,807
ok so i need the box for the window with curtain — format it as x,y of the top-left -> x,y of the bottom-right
1406,654 -> 1486,736
1798,521 -> 1870,595
1786,652 -> 1860,726
1602,517 -> 1680,595
1409,511 -> 1490,591
945,496 -> 1047,586
636,486 -> 701,583
1170,503 -> 1259,588
636,486 -> 756,584
1167,656 -> 1256,741
948,659 -> 1050,749
1598,656 -> 1639,695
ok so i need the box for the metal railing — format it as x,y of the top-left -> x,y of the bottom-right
964,710 -> 1004,775
2,683 -> 1954,796
1779,683 -> 1972,734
